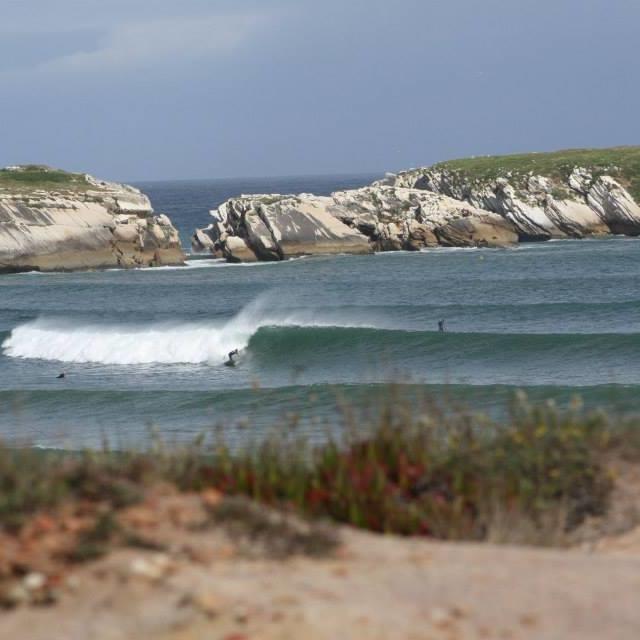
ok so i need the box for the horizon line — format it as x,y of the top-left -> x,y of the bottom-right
126,169 -> 387,185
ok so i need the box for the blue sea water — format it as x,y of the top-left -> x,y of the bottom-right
1,174 -> 639,448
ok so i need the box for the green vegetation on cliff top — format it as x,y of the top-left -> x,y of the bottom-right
434,146 -> 640,201
0,165 -> 92,192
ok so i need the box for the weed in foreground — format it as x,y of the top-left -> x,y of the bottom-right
0,393 -> 632,548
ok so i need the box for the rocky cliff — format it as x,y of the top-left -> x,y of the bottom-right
0,166 -> 184,272
380,147 -> 640,241
330,185 -> 518,250
193,187 -> 518,261
193,147 -> 640,262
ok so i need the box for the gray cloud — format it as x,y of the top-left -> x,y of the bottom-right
1,1 -> 281,74
1,0 -> 638,180
39,12 -> 273,73
0,29 -> 104,72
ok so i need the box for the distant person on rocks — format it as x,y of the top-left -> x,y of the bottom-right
438,319 -> 445,333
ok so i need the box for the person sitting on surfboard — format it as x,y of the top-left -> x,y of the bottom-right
438,319 -> 445,332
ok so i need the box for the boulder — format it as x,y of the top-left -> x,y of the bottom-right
193,194 -> 371,262
244,210 -> 280,261
406,221 -> 439,250
225,236 -> 258,263
192,228 -> 216,252
260,196 -> 371,258
585,175 -> 640,236
435,215 -> 518,248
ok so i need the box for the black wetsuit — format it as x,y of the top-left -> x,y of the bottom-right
225,350 -> 239,366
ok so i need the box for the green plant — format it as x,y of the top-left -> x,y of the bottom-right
0,392 -> 630,548
433,146 -> 640,201
69,512 -> 121,562
0,166 -> 91,192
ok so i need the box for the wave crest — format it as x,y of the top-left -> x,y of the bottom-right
1,296 -> 378,365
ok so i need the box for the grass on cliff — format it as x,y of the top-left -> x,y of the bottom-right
0,166 -> 91,193
1,393 -> 636,548
434,146 -> 640,200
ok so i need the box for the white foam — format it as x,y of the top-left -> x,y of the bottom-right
157,258 -> 225,270
2,295 -> 380,366
209,256 -> 310,268
105,258 -> 225,272
6,270 -> 44,276
419,246 -> 482,253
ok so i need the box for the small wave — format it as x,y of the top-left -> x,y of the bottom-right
209,256 -> 310,268
420,246 -> 481,253
5,270 -> 44,277
105,258 -> 225,272
153,258 -> 225,270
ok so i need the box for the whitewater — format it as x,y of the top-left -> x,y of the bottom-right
2,296 -> 384,365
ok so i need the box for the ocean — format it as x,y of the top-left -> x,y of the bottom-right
1,175 -> 639,449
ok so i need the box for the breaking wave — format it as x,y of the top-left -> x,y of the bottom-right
4,291 -> 640,368
1,295 -> 380,365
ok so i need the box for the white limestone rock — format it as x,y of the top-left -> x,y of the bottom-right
0,167 -> 185,272
192,184 -> 518,262
330,185 -> 517,250
381,165 -> 640,239
193,194 -> 372,262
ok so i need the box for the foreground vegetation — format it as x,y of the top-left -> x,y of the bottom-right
1,393 -> 638,552
435,146 -> 640,200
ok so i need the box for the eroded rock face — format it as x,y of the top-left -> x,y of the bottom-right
192,185 -> 518,262
379,166 -> 640,240
193,153 -> 640,263
330,186 -> 517,250
193,194 -> 372,263
435,216 -> 519,248
0,168 -> 185,272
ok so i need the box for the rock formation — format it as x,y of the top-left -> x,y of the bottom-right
193,147 -> 640,262
0,166 -> 184,272
192,194 -> 372,262
193,187 -> 518,261
380,149 -> 640,241
329,186 -> 518,250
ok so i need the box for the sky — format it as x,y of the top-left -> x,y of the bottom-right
1,0 -> 639,181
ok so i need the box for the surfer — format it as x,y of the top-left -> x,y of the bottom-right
224,349 -> 240,367
56,372 -> 66,379
438,319 -> 445,333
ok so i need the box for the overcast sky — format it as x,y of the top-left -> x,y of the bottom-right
1,0 -> 638,181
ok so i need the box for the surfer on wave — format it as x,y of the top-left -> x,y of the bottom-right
224,349 -> 240,367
